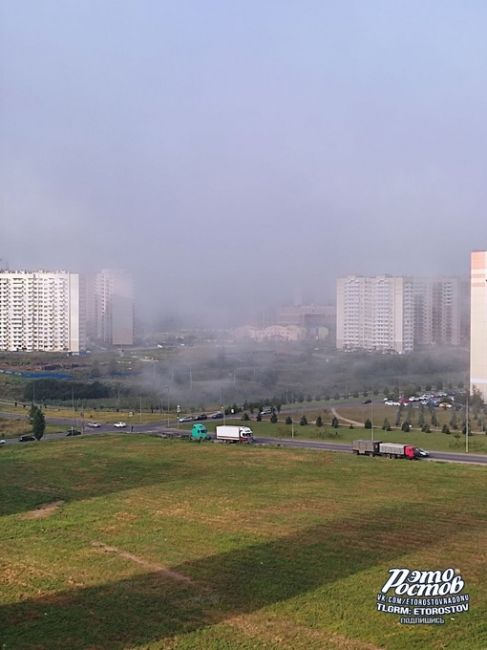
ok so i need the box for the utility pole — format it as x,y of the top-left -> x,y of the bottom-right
466,393 -> 469,453
370,402 -> 374,442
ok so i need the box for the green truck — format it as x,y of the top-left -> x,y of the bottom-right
190,423 -> 213,442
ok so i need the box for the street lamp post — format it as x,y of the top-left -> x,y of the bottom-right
371,401 -> 374,442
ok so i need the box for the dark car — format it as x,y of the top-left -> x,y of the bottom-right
209,411 -> 224,419
362,399 -> 372,404
194,414 -> 208,421
66,429 -> 82,436
19,435 -> 36,442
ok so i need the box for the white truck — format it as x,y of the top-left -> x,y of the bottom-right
216,425 -> 254,443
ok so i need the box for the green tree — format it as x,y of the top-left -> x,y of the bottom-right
331,416 -> 339,428
270,413 -> 278,424
32,408 -> 45,440
28,403 -> 38,423
241,412 -> 250,421
418,407 -> 425,428
285,416 -> 292,425
256,413 -> 262,422
394,408 -> 401,427
401,421 -> 410,433
449,412 -> 458,430
442,424 -> 450,434
364,418 -> 372,429
316,415 -> 323,427
431,413 -> 439,427
90,361 -> 101,378
299,415 -> 308,426
382,418 -> 391,431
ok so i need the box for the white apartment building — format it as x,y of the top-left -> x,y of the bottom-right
0,271 -> 85,352
470,251 -> 487,402
94,269 -> 134,346
336,275 -> 414,354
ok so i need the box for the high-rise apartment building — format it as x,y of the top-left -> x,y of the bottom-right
470,251 -> 487,401
0,271 -> 85,352
336,275 -> 414,353
413,277 -> 464,347
93,269 -> 134,346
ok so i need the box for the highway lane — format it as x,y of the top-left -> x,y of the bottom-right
2,428 -> 486,466
255,437 -> 487,465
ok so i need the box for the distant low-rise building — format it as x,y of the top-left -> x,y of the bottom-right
234,325 -> 307,342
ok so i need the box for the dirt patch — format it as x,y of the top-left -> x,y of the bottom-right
20,500 -> 64,520
91,541 -> 194,584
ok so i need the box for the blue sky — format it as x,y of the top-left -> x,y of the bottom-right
1,1 -> 487,321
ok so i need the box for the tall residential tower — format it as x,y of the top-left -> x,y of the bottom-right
0,270 -> 85,352
336,275 -> 414,354
94,269 -> 134,346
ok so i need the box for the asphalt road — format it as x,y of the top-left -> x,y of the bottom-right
2,426 -> 487,466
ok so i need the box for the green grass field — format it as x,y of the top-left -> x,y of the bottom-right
0,436 -> 486,649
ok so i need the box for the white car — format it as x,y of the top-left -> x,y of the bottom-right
0,439 -> 6,446
86,422 -> 101,428
114,421 -> 127,428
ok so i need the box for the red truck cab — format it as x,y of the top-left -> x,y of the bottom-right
405,445 -> 417,459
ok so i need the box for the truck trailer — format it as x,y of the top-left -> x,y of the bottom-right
352,439 -> 420,459
216,425 -> 254,443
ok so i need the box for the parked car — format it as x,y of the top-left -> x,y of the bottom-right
86,422 -> 101,428
178,416 -> 194,423
0,439 -> 6,446
19,435 -> 36,442
113,421 -> 127,428
362,399 -> 372,404
208,411 -> 224,419
65,429 -> 82,436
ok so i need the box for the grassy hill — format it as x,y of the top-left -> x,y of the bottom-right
0,436 -> 485,649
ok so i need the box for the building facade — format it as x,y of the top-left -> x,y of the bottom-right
336,275 -> 414,353
94,269 -> 134,346
470,251 -> 487,401
413,277 -> 464,347
0,271 -> 85,352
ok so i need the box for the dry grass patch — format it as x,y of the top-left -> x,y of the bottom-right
91,541 -> 194,584
20,500 -> 64,520
227,612 -> 384,650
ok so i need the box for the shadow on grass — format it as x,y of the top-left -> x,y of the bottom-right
0,444 -> 196,517
0,502 -> 479,649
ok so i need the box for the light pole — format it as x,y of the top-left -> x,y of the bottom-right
370,401 -> 374,442
465,392 -> 469,454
